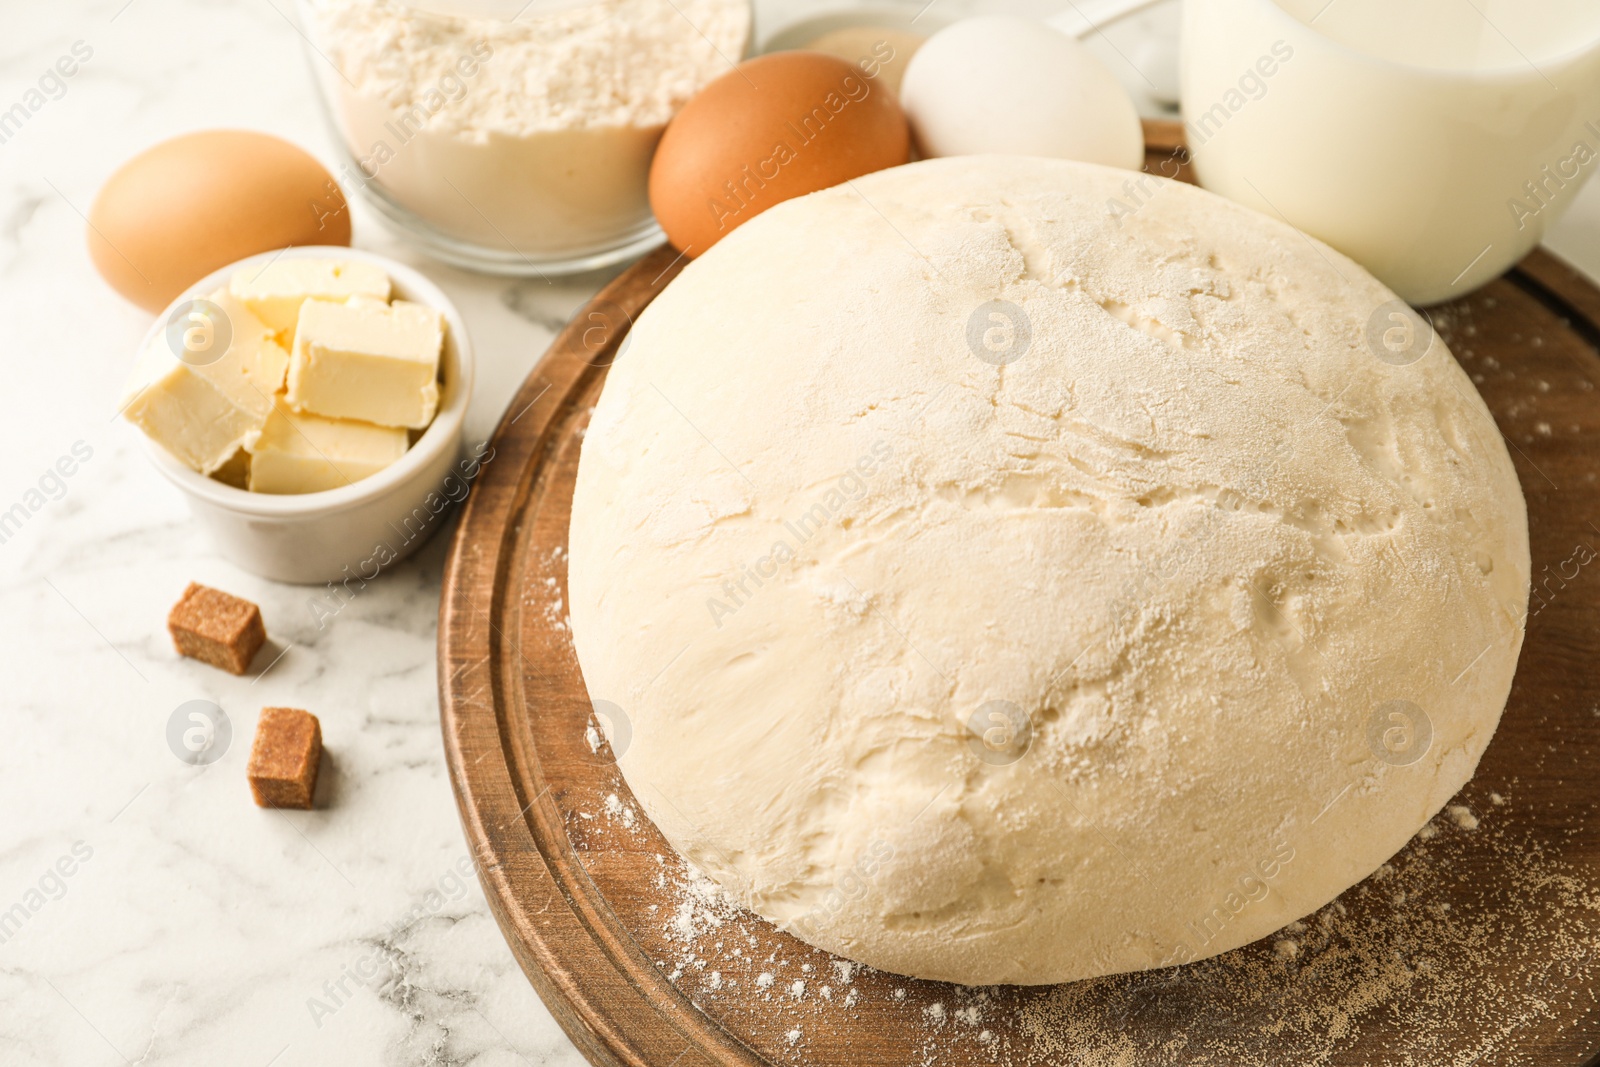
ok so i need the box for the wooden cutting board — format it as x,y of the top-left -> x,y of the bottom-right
438,121 -> 1600,1066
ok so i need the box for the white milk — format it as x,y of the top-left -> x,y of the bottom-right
1182,0 -> 1600,303
1273,0 -> 1600,72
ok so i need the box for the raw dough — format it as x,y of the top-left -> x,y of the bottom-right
567,156 -> 1529,985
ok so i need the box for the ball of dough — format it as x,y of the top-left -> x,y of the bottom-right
568,156 -> 1529,985
899,16 -> 1144,169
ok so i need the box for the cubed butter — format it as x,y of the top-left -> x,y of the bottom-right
247,397 -> 409,494
228,258 -> 391,335
121,289 -> 289,474
287,298 -> 442,430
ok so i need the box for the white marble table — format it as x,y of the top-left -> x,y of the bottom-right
5,2 -> 1599,1065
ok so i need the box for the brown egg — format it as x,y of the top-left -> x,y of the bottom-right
649,52 -> 910,257
89,130 -> 351,312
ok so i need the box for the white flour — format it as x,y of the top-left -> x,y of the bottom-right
308,0 -> 749,135
303,0 -> 750,254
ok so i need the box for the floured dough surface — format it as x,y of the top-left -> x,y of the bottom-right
567,156 -> 1529,985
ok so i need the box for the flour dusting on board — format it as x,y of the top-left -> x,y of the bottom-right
1011,797 -> 1600,1066
567,782 -> 1600,1065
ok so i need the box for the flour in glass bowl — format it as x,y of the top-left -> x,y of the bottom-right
300,0 -> 750,258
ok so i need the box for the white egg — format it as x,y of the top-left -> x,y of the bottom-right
900,15 -> 1144,170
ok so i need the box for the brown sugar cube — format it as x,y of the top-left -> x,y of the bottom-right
248,707 -> 322,810
167,582 -> 266,675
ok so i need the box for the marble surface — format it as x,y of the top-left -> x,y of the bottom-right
4,2 -> 1600,1065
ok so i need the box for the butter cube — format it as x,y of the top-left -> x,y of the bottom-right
247,398 -> 409,494
287,299 -> 442,429
122,289 -> 289,474
229,259 -> 391,336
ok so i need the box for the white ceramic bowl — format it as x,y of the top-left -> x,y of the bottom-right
136,246 -> 475,585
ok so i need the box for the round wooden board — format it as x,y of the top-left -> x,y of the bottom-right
439,122 -> 1600,1066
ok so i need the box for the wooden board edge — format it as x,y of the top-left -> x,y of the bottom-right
1511,248 -> 1600,370
438,244 -> 761,1067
